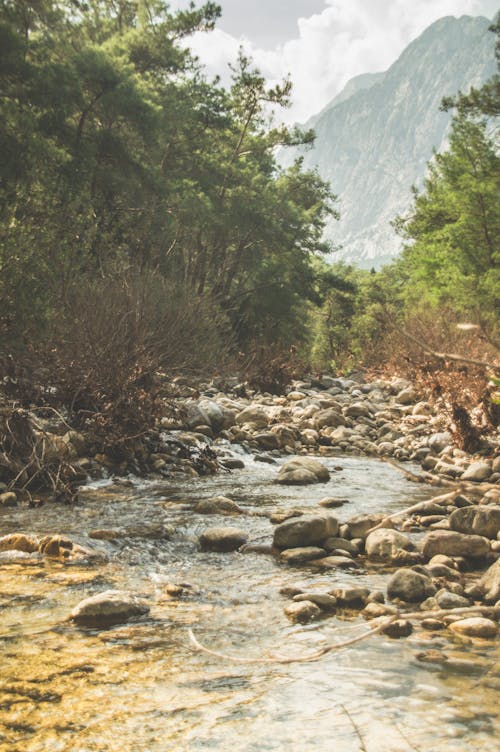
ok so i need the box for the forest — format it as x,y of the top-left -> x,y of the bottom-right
0,1 -> 498,438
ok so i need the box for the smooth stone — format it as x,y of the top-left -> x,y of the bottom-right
276,458 -> 330,485
292,593 -> 337,610
477,558 -> 500,603
362,602 -> 398,619
422,531 -> 490,559
449,617 -> 498,638
344,513 -> 385,539
322,537 -> 359,556
330,586 -> 370,607
449,505 -> 500,540
387,569 -> 436,603
70,590 -> 150,627
382,619 -> 413,638
365,528 -> 415,561
0,492 -> 18,507
311,555 -> 360,570
461,462 -> 492,482
435,589 -> 470,609
319,497 -> 349,508
198,527 -> 248,552
284,600 -> 321,623
194,496 -> 244,515
280,547 -> 326,564
273,515 -> 338,549
269,509 -> 304,524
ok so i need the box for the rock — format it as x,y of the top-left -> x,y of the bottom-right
0,491 -> 18,507
311,555 -> 360,569
253,432 -> 281,450
362,602 -> 398,619
292,593 -> 337,610
461,462 -> 492,482
344,514 -> 385,539
70,590 -> 150,627
220,458 -> 245,470
477,558 -> 500,603
422,531 -> 490,559
323,537 -> 359,556
0,533 -> 39,553
449,617 -> 498,638
314,408 -> 346,429
365,528 -> 415,562
345,402 -> 371,418
382,619 -> 413,638
38,535 -> 74,557
421,618 -> 445,630
330,586 -> 370,608
198,527 -> 248,552
284,600 -> 321,623
194,496 -> 244,515
319,497 -> 349,509
435,589 -> 470,609
269,509 -> 303,524
280,547 -> 326,564
235,406 -> 269,429
273,515 -> 338,550
428,432 -> 452,453
396,387 -> 417,405
387,569 -> 436,603
449,506 -> 500,540
89,529 -> 121,541
276,458 -> 330,485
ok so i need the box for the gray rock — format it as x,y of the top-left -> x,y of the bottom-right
314,408 -> 346,429
70,590 -> 150,627
396,388 -> 417,405
345,402 -> 371,418
365,528 -> 415,561
330,586 -> 370,607
273,515 -> 338,549
435,589 -> 470,609
235,406 -> 269,429
311,555 -> 360,569
199,527 -> 248,552
292,593 -> 337,610
449,505 -> 500,539
323,537 -> 359,556
461,462 -> 492,482
428,432 -> 452,453
422,530 -> 490,559
276,458 -> 330,485
387,568 -> 436,602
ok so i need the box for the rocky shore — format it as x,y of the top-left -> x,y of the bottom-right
1,370 -> 499,649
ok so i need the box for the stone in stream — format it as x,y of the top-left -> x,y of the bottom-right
476,558 -> 500,603
330,586 -> 370,608
435,589 -> 470,609
292,593 -> 338,611
322,537 -> 359,556
382,619 -> 413,638
449,506 -> 500,540
284,600 -> 321,623
0,533 -> 39,553
276,458 -> 330,485
365,528 -> 415,562
449,617 -> 498,638
70,590 -> 150,627
273,515 -> 338,549
198,527 -> 248,552
461,462 -> 492,482
194,496 -> 244,516
343,514 -> 385,540
280,547 -> 326,565
318,497 -> 349,509
0,492 -> 18,507
387,569 -> 436,603
422,530 -> 490,559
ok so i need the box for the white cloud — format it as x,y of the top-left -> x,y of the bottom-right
184,0 -> 495,122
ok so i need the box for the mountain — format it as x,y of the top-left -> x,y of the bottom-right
281,15 -> 497,268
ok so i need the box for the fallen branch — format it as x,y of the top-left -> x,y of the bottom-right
188,605 -> 500,666
395,326 -> 499,370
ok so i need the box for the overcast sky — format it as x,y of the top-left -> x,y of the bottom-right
170,0 -> 499,122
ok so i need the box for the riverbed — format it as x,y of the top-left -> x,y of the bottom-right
0,452 -> 498,751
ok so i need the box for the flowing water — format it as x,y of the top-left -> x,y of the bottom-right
0,452 -> 498,751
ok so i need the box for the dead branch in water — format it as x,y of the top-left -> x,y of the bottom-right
188,605 -> 500,666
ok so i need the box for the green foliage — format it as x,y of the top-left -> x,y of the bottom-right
0,0 -> 336,359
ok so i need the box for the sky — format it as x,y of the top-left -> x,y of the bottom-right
169,0 -> 499,123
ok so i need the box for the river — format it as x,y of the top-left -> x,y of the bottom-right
0,452 -> 498,751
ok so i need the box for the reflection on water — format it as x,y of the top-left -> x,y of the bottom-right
0,453 -> 498,751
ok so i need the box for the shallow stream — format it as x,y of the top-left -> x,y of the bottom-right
0,452 -> 498,751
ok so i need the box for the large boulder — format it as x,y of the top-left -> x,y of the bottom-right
276,458 -> 330,485
235,407 -> 269,429
273,514 -> 338,550
449,618 -> 498,638
387,569 -> 436,603
70,590 -> 150,627
314,408 -> 346,430
449,506 -> 500,540
365,529 -> 415,562
422,530 -> 490,559
198,527 -> 248,552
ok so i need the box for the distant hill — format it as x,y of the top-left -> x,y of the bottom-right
280,15 -> 497,268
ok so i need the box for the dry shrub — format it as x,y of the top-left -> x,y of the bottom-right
239,344 -> 306,395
